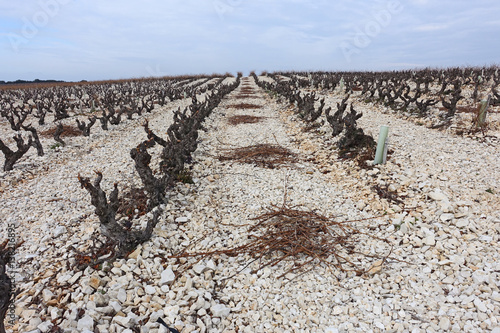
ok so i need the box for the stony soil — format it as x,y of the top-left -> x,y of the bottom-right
0,76 -> 499,333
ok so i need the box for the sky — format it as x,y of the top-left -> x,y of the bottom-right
0,0 -> 499,82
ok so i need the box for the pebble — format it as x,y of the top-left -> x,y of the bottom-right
193,263 -> 208,274
175,216 -> 189,223
109,300 -> 122,313
42,289 -> 54,302
145,285 -> 156,294
53,225 -> 67,238
117,289 -> 127,303
94,293 -> 108,307
37,321 -> 53,332
439,317 -> 451,330
325,328 -> 339,333
128,247 -> 141,259
67,271 -> 83,285
423,234 -> 436,246
160,268 -> 176,285
472,270 -> 489,284
210,304 -> 231,318
77,315 -> 94,331
428,190 -> 448,201
89,276 -> 101,289
440,213 -> 454,222
113,315 -> 132,328
474,298 -> 488,312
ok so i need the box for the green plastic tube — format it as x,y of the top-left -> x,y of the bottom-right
476,96 -> 490,128
374,126 -> 389,165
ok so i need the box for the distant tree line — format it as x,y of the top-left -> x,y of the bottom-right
0,79 -> 66,85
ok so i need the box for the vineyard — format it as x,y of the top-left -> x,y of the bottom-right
0,68 -> 499,332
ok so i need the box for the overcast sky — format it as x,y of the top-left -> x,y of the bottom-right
1,0 -> 499,81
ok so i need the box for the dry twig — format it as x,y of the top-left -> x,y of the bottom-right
218,144 -> 297,169
172,196 -> 397,281
227,115 -> 263,125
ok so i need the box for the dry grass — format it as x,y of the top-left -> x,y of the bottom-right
372,184 -> 405,205
117,187 -> 149,221
0,74 -> 225,91
456,105 -> 479,113
40,125 -> 82,137
218,144 -> 297,169
172,198 -> 396,280
437,104 -> 499,114
234,94 -> 261,99
227,103 -> 262,109
227,115 -> 264,125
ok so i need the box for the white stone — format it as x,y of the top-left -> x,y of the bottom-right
117,288 -> 127,303
28,317 -> 42,330
442,275 -> 455,284
128,247 -> 141,259
472,270 -> 489,284
94,293 -> 108,307
67,271 -> 83,285
439,317 -> 451,330
50,308 -> 61,321
356,200 -> 366,210
206,259 -> 216,270
95,306 -> 115,315
440,201 -> 454,213
113,315 -> 132,327
109,300 -> 122,312
440,213 -> 454,222
37,321 -> 53,332
42,289 -> 54,302
110,267 -> 123,275
474,298 -> 488,312
429,191 -> 447,201
163,305 -> 180,319
77,315 -> 94,331
325,327 -> 339,333
193,263 -> 207,274
145,285 -> 156,294
175,217 -> 189,223
450,255 -> 465,265
210,304 -> 231,317
160,268 -> 176,285
423,234 -> 435,246
53,226 -> 67,238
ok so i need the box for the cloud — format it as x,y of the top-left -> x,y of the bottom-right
414,23 -> 449,32
0,0 -> 499,80
410,0 -> 430,5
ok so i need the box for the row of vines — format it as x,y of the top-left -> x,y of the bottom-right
0,74 -> 241,332
252,66 -> 499,165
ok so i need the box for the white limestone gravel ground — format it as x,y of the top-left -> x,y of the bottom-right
0,76 -> 499,332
